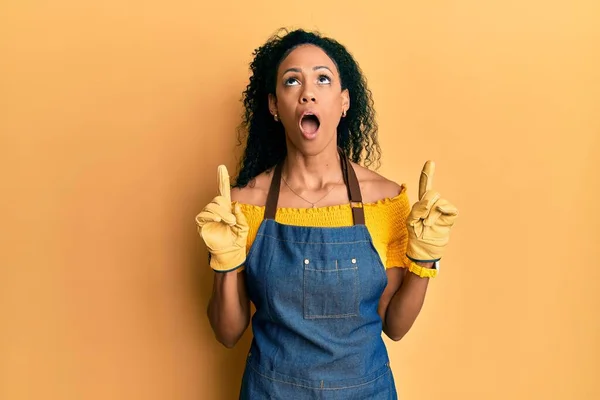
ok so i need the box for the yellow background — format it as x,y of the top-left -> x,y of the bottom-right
2,1 -> 599,399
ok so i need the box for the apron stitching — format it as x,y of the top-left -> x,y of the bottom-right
248,362 -> 390,391
303,259 -> 360,319
304,267 -> 357,272
304,313 -> 357,319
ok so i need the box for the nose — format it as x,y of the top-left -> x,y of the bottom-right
299,85 -> 317,104
300,95 -> 316,103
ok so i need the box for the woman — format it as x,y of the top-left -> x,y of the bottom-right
196,28 -> 458,399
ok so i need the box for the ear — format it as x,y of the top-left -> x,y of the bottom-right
341,89 -> 350,114
268,93 -> 278,116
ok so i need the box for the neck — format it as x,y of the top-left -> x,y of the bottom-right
282,143 -> 343,190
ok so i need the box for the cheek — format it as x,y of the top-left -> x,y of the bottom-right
322,96 -> 343,120
276,91 -> 298,112
324,89 -> 343,105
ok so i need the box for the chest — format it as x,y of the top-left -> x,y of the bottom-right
275,182 -> 351,209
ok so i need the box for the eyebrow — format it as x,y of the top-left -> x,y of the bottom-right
282,66 -> 333,75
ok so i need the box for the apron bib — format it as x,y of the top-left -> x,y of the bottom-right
240,149 -> 398,399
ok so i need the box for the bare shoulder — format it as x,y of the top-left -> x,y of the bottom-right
350,162 -> 404,204
230,169 -> 274,206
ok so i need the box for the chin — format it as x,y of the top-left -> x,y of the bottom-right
287,132 -> 337,156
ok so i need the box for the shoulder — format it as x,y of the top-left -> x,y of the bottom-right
230,169 -> 274,206
350,162 -> 405,204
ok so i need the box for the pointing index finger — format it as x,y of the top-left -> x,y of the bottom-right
217,165 -> 231,202
418,160 -> 435,200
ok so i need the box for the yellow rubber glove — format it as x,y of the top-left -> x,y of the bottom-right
406,161 -> 459,263
195,165 -> 249,272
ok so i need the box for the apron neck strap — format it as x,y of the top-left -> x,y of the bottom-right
263,148 -> 365,225
340,148 -> 366,225
264,160 -> 283,221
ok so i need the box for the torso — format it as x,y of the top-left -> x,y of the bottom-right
238,155 -> 401,397
233,158 -> 408,359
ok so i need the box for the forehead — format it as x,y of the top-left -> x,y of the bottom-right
278,44 -> 338,75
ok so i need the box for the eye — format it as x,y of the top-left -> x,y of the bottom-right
317,75 -> 331,85
284,77 -> 300,86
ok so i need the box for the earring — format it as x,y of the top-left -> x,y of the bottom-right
342,110 -> 347,118
274,114 -> 279,121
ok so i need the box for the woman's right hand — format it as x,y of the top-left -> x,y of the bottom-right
195,165 -> 249,272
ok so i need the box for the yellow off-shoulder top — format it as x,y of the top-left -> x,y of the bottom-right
234,185 -> 412,271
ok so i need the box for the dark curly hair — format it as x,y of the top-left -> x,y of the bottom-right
234,28 -> 381,188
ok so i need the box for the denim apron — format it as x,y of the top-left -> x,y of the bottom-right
240,149 -> 397,399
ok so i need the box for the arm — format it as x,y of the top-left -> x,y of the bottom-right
379,159 -> 458,341
207,270 -> 251,348
197,166 -> 252,348
378,263 -> 433,341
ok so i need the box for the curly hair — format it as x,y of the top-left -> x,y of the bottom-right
234,28 -> 381,188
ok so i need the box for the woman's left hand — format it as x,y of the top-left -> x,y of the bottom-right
406,160 -> 459,263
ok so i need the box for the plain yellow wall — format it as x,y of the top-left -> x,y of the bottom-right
2,1 -> 599,399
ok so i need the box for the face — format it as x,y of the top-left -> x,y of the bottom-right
269,44 -> 350,155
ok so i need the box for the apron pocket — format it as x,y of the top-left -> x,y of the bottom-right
303,257 -> 359,319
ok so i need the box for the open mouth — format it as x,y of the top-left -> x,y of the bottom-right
300,113 -> 320,136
